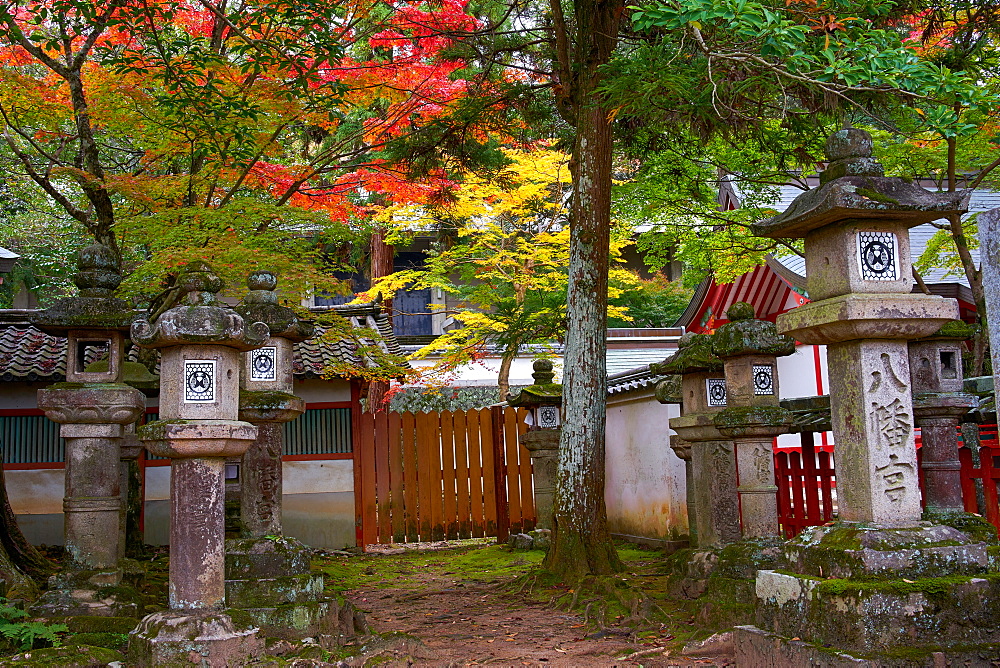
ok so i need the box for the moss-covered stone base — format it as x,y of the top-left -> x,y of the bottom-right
225,573 -> 323,607
241,596 -> 369,642
755,569 -> 1000,654
786,521 -> 988,580
28,575 -> 143,619
126,609 -> 262,667
735,624 -> 1000,667
0,644 -> 123,667
224,536 -> 311,579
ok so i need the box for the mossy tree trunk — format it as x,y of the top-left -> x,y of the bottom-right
542,0 -> 625,580
0,453 -> 52,598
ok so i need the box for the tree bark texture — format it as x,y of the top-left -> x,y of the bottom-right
367,229 -> 395,410
543,0 -> 625,579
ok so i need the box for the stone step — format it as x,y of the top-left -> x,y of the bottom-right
225,573 -> 324,607
238,598 -> 367,641
735,625 -> 1000,667
224,536 -> 311,578
756,570 -> 1000,654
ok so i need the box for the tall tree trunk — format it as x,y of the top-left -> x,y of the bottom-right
368,229 -> 395,411
946,136 -> 987,375
543,0 -> 624,579
0,453 -> 51,599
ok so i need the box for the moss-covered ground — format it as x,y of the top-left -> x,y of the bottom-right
0,541 -> 738,666
314,539 -> 736,665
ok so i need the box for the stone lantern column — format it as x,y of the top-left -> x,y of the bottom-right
128,261 -> 266,667
657,333 -> 740,548
234,270 -> 313,537
507,359 -> 562,531
735,129 -> 999,662
908,322 -> 979,517
224,271 -> 356,641
29,243 -> 145,618
712,302 -> 795,539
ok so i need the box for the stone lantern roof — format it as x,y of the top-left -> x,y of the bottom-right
507,359 -> 562,407
31,243 -> 134,334
131,261 -> 268,351
234,270 -> 314,343
753,129 -> 971,238
712,302 -> 796,359
652,332 -> 723,375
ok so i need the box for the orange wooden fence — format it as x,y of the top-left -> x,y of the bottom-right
354,407 -> 534,548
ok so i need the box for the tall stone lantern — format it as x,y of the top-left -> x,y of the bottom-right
128,262 -> 266,666
507,359 -> 562,530
234,270 -> 313,538
30,243 -> 145,617
656,333 -> 740,548
908,321 -> 979,518
226,270 -> 347,640
736,129 -> 997,662
712,302 -> 795,539
755,128 -> 967,525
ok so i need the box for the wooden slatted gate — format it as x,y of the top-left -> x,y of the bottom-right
354,406 -> 534,548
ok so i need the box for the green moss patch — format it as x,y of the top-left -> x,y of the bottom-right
815,574 -> 974,598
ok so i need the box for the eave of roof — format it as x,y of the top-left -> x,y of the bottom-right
0,301 -> 406,383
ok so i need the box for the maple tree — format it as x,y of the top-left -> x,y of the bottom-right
366,146 -> 638,399
0,0 -> 500,304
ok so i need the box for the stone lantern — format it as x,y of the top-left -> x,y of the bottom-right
507,359 -> 562,530
736,129 -> 997,662
30,243 -> 145,617
712,302 -> 795,539
908,321 -> 979,518
233,270 -> 313,538
656,333 -> 740,548
128,261 -> 266,666
226,270 -> 347,640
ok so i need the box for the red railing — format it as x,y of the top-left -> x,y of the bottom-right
774,432 -> 836,538
958,424 -> 1000,530
774,423 -> 1000,538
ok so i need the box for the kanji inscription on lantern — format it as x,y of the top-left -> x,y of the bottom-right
250,346 -> 277,382
871,398 -> 911,450
184,360 -> 216,403
752,364 -> 775,395
857,231 -> 899,281
538,405 -> 560,428
707,378 -> 727,407
876,453 -> 913,503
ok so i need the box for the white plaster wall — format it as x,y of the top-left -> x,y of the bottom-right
605,390 -> 687,542
294,378 -> 352,403
775,344 -> 834,448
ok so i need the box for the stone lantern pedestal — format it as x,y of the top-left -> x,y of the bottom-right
908,323 -> 982,521
734,129 -> 1000,663
657,334 -> 740,548
507,359 -> 562,535
712,302 -> 795,539
29,244 -> 145,618
223,271 -> 361,641
127,262 -> 266,667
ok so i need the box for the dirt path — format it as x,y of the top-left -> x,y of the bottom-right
322,541 -> 733,667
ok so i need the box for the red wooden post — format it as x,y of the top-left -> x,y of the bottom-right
491,406 -> 510,543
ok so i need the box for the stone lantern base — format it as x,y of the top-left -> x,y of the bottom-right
736,521 -> 1000,663
224,536 -> 368,642
30,568 -> 142,618
127,609 -> 262,667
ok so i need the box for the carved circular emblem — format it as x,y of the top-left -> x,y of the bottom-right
863,240 -> 892,273
253,354 -> 274,375
753,366 -> 774,395
709,382 -> 726,404
187,371 -> 211,395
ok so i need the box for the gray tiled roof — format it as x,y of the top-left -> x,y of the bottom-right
0,302 -> 404,382
607,364 -> 668,395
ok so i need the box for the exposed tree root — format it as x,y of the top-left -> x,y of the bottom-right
500,570 -> 668,634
